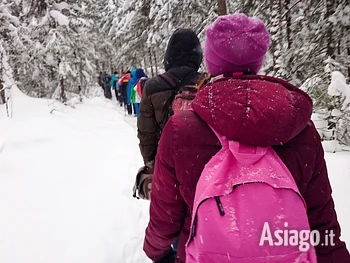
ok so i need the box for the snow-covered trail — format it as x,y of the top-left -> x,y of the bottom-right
0,88 -> 149,263
0,88 -> 349,263
325,151 -> 350,243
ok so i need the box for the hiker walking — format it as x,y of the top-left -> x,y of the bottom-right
111,71 -> 119,101
127,68 -> 147,117
119,71 -> 131,109
134,75 -> 148,109
97,71 -> 103,91
133,30 -> 207,259
135,29 -> 203,187
101,72 -> 112,99
126,69 -> 137,116
143,14 -> 350,263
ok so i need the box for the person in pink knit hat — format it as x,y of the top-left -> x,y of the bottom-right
204,13 -> 270,76
143,14 -> 350,263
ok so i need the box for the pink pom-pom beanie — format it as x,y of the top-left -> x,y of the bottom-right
204,14 -> 270,76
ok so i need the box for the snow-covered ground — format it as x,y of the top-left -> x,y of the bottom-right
0,88 -> 149,263
0,88 -> 349,263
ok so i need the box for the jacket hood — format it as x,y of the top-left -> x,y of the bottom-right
136,68 -> 147,79
164,28 -> 203,71
131,69 -> 137,77
192,75 -> 313,146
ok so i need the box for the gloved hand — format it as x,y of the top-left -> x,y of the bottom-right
145,160 -> 155,173
154,249 -> 176,263
132,161 -> 155,200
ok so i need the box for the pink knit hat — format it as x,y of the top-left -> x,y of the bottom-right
204,14 -> 270,76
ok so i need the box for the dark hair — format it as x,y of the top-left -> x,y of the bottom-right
114,71 -> 118,75
126,70 -> 131,74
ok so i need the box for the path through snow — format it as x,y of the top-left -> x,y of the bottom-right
0,88 -> 149,263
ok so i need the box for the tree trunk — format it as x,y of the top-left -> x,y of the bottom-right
242,0 -> 254,15
0,83 -> 4,104
153,50 -> 158,75
0,51 -> 4,104
60,77 -> 67,103
143,56 -> 148,74
148,48 -> 154,77
58,57 -> 66,103
269,0 -> 283,77
285,0 -> 292,49
218,0 -> 227,16
326,0 -> 336,58
79,58 -> 84,96
95,59 -> 100,73
348,47 -> 350,79
109,56 -> 112,73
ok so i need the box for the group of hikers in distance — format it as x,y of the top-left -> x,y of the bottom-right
98,68 -> 147,116
117,13 -> 349,263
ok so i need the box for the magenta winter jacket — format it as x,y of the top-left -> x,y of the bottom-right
143,75 -> 350,263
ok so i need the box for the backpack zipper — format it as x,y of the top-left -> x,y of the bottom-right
191,216 -> 197,238
215,196 -> 225,216
191,197 -> 225,241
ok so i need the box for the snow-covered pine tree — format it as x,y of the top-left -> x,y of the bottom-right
7,0 -> 102,101
268,0 -> 288,78
327,71 -> 350,145
0,1 -> 22,105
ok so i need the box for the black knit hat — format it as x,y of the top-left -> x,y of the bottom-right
163,28 -> 203,71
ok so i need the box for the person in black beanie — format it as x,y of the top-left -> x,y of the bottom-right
163,28 -> 203,71
137,28 -> 203,170
135,28 -> 203,263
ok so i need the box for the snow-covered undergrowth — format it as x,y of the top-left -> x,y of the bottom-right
0,88 -> 349,263
0,88 -> 149,263
326,151 -> 350,244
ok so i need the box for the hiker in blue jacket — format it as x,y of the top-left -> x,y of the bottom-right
127,68 -> 147,117
111,71 -> 119,101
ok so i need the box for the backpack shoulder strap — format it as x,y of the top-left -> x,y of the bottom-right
195,72 -> 211,90
157,73 -> 181,127
159,73 -> 180,89
179,72 -> 211,93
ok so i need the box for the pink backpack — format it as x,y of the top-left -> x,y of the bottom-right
185,128 -> 317,263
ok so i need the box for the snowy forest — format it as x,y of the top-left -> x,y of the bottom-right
1,0 -> 350,145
